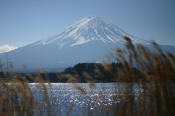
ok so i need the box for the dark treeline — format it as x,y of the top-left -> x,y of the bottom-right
0,63 -> 145,83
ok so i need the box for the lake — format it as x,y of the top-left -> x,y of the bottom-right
29,83 -> 142,116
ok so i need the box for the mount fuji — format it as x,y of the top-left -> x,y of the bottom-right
0,17 -> 175,72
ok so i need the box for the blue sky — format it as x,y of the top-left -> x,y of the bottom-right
0,0 -> 175,51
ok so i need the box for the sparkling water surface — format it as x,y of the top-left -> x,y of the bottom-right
30,83 -> 142,116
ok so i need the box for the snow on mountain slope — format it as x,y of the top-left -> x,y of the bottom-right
33,17 -> 149,48
0,17 -> 174,72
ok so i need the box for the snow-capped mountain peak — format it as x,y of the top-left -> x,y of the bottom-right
34,17 -> 148,48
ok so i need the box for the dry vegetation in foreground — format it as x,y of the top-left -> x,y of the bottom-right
0,36 -> 175,116
105,36 -> 175,116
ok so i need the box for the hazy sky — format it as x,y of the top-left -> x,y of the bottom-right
0,0 -> 175,51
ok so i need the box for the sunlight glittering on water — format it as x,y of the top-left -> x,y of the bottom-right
29,83 -> 142,116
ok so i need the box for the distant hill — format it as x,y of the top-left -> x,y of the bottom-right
0,63 -> 146,83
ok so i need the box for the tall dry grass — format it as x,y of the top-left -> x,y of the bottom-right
0,36 -> 175,116
103,36 -> 175,116
0,71 -> 55,116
